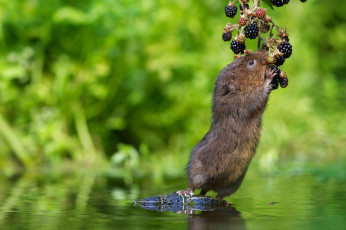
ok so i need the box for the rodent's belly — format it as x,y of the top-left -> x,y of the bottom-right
190,148 -> 254,189
216,150 -> 253,181
189,126 -> 261,190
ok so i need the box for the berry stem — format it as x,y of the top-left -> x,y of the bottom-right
253,0 -> 260,8
257,36 -> 261,49
256,17 -> 261,49
269,24 -> 274,38
270,20 -> 282,32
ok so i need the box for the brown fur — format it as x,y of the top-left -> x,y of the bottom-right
186,51 -> 277,198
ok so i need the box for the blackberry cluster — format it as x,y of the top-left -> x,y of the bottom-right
244,23 -> 259,39
222,32 -> 232,41
231,40 -> 245,54
271,0 -> 290,7
219,0 -> 308,89
278,41 -> 292,58
225,5 -> 237,18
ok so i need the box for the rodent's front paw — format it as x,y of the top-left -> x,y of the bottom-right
264,68 -> 277,88
265,68 -> 277,80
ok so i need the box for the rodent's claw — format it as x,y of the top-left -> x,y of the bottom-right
265,68 -> 277,81
176,188 -> 194,197
176,210 -> 194,214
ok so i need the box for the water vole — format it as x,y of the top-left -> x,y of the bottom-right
179,50 -> 279,198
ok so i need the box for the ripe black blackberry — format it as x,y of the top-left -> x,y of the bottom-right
271,0 -> 286,7
225,5 -> 237,18
222,32 -> 232,41
271,76 -> 279,90
278,41 -> 292,58
274,55 -> 285,66
230,40 -> 245,54
270,65 -> 281,90
244,22 -> 259,39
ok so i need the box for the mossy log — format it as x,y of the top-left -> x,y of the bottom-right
134,192 -> 229,212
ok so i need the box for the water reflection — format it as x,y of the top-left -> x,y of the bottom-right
188,207 -> 245,230
0,172 -> 100,229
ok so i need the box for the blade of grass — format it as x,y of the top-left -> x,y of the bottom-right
74,104 -> 98,160
0,112 -> 34,167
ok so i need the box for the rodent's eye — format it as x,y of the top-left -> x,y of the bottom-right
247,60 -> 257,70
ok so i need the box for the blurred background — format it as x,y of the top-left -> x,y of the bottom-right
0,0 -> 345,182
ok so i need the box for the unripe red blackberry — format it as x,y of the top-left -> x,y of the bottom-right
222,32 -> 232,41
255,8 -> 266,19
244,22 -> 259,39
274,54 -> 285,66
225,5 -> 237,18
271,0 -> 286,7
238,17 -> 247,26
231,39 -> 245,54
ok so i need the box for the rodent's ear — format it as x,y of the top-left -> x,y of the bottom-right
246,60 -> 257,71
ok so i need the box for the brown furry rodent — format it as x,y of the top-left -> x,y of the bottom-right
178,50 -> 278,198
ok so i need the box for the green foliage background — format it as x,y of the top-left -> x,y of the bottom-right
0,0 -> 345,179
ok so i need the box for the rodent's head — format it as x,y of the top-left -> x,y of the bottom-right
215,50 -> 271,97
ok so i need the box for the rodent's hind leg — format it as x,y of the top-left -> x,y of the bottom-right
176,188 -> 194,196
216,168 -> 248,199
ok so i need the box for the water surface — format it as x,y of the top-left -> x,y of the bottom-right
0,169 -> 345,230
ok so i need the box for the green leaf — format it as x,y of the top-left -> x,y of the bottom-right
262,0 -> 274,10
53,7 -> 91,24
